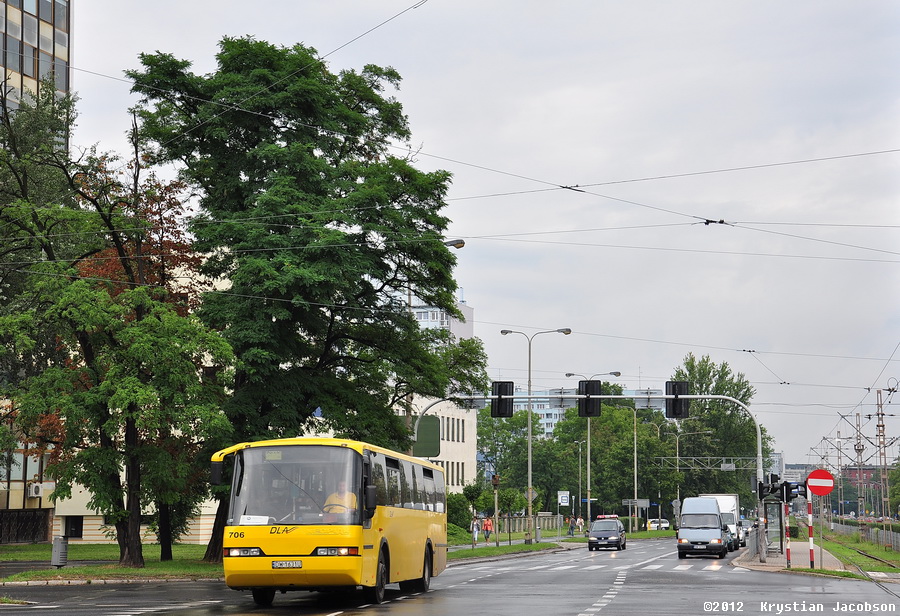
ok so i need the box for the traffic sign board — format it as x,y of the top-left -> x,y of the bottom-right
806,469 -> 834,496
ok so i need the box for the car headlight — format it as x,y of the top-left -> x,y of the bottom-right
710,539 -> 722,544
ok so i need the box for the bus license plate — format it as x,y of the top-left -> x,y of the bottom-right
272,560 -> 303,569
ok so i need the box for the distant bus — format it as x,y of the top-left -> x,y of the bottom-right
210,437 -> 447,606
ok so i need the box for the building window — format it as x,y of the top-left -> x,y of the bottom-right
54,58 -> 66,90
38,19 -> 51,52
54,0 -> 67,30
6,38 -> 21,73
64,516 -> 83,538
22,13 -> 36,45
21,44 -> 36,77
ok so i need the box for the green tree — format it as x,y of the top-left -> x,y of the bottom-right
127,37 -> 488,560
127,37 -> 483,445
0,85 -> 233,567
672,353 -> 770,503
446,492 -> 470,530
476,405 -> 535,493
462,482 -> 482,516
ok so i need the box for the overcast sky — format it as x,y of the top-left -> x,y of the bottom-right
71,1 -> 900,467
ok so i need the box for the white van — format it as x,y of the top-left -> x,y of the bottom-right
700,493 -> 742,549
676,497 -> 729,559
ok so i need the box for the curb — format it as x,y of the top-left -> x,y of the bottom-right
0,577 -> 224,587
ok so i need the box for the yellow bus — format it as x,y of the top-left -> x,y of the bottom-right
210,437 -> 447,606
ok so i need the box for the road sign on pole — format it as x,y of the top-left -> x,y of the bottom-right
806,469 -> 834,496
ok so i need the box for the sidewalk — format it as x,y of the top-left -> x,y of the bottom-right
733,544 -> 844,572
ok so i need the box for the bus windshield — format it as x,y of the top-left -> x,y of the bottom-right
230,445 -> 361,526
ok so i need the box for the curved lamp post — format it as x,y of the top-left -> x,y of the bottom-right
501,328 -> 571,543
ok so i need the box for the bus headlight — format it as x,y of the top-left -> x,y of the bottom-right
316,547 -> 359,556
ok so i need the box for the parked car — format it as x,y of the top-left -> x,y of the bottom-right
648,518 -> 670,530
588,515 -> 626,551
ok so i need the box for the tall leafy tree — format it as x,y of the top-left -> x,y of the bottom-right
0,83 -> 233,567
127,37 -> 488,560
128,37 -> 484,444
672,353 -> 770,502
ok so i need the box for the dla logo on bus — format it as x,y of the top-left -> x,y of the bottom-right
270,527 -> 300,535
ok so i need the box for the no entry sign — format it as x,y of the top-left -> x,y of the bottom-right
806,469 -> 834,496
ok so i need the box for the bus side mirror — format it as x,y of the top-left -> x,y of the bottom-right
210,461 -> 223,486
364,483 -> 377,519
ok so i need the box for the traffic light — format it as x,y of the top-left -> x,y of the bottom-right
577,380 -> 602,417
780,481 -> 808,502
490,381 -> 514,417
665,381 -> 690,418
779,481 -> 793,502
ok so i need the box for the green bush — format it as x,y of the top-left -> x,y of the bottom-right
448,523 -> 470,544
447,492 -> 470,529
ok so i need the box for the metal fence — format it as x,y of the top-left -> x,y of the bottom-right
830,521 -> 900,550
0,509 -> 51,544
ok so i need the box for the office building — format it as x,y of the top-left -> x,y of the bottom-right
1,0 -> 71,106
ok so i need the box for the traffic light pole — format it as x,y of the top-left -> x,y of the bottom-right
434,390 -> 766,561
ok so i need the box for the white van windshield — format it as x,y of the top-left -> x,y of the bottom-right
680,513 -> 720,529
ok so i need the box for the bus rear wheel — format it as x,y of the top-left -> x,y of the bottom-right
365,552 -> 387,604
251,588 -> 275,606
400,548 -> 432,593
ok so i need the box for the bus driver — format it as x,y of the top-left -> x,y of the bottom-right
324,480 -> 358,513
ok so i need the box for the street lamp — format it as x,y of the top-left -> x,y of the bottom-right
675,430 -> 713,503
404,238 -> 466,449
565,371 -> 621,522
501,327 -> 572,543
575,440 -> 585,519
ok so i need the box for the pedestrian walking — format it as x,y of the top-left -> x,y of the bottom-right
568,515 -> 576,536
482,516 -> 493,543
471,516 -> 481,544
576,515 -> 585,535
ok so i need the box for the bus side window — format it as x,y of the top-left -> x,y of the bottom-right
400,460 -> 413,508
371,457 -> 388,507
433,468 -> 446,513
385,457 -> 401,506
411,464 -> 426,510
423,468 -> 435,511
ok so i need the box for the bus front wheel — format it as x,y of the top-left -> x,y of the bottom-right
251,588 -> 275,606
365,552 -> 387,604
